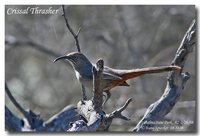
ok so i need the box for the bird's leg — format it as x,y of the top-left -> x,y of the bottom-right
81,84 -> 87,102
102,93 -> 106,104
102,90 -> 111,106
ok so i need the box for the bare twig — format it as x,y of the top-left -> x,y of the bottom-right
5,82 -> 27,118
99,98 -> 132,131
26,40 -> 61,57
133,20 -> 196,132
62,5 -> 81,52
107,98 -> 132,121
5,35 -> 61,58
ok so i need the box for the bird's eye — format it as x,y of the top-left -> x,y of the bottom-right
73,56 -> 77,60
72,56 -> 78,63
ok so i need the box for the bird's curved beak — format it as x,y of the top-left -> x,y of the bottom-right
53,55 -> 69,63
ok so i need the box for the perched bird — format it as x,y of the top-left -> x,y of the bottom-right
54,52 -> 181,103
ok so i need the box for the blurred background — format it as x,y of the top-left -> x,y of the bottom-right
5,5 -> 196,131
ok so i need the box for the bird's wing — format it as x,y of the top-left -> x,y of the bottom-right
103,66 -> 123,80
103,72 -> 122,80
103,66 -> 130,87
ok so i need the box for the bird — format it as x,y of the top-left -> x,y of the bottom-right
54,52 -> 181,104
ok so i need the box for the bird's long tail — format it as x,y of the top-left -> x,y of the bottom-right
121,65 -> 181,80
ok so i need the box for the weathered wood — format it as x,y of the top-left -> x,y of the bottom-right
5,106 -> 23,132
5,104 -> 80,132
93,59 -> 104,109
39,105 -> 80,131
133,20 -> 196,132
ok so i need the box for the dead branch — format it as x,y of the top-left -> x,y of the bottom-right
5,95 -> 80,132
62,5 -> 81,52
133,20 -> 196,132
6,80 -> 80,132
5,35 -> 61,58
92,59 -> 104,108
107,98 -> 132,121
5,82 -> 44,130
37,105 -> 80,131
5,83 -> 27,119
5,106 -> 23,131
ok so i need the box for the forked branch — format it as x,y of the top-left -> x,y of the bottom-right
62,5 -> 81,52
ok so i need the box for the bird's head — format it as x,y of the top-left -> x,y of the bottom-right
54,52 -> 92,69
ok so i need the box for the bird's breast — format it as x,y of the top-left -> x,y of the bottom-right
75,70 -> 81,80
74,70 -> 93,90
